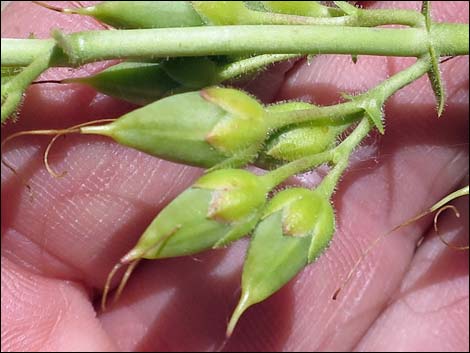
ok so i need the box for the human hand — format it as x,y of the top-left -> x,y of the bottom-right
1,1 -> 468,351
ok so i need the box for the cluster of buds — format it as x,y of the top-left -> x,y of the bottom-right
111,167 -> 336,336
227,187 -> 335,336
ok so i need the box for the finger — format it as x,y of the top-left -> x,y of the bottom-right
1,255 -> 117,351
355,193 -> 469,351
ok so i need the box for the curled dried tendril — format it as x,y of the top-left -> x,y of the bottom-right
101,259 -> 141,311
1,118 -> 117,187
434,205 -> 468,251
44,118 -> 117,177
1,129 -> 74,197
333,187 -> 469,300
101,226 -> 179,311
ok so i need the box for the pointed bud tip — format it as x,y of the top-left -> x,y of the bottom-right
226,292 -> 253,338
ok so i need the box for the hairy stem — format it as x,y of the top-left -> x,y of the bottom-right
2,23 -> 467,67
316,118 -> 371,198
260,54 -> 435,192
260,150 -> 334,190
267,54 -> 433,130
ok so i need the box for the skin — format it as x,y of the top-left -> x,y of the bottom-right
1,1 -> 468,351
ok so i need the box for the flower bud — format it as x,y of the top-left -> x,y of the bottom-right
192,1 -> 256,25
261,1 -> 338,17
122,169 -> 268,263
81,87 -> 267,169
65,62 -> 180,106
201,87 -> 266,155
227,187 -> 335,337
66,57 -> 219,105
160,57 -> 218,89
257,102 -> 346,168
66,1 -> 204,29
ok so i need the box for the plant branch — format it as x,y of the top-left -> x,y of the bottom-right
2,23 -> 467,67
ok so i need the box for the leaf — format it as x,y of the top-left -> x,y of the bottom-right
427,46 -> 445,117
363,100 -> 384,134
421,1 -> 445,116
421,1 -> 431,31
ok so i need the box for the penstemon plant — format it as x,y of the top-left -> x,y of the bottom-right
1,1 -> 469,350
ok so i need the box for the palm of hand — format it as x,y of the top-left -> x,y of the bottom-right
1,1 -> 468,351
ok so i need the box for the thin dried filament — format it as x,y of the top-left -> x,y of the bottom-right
434,205 -> 469,250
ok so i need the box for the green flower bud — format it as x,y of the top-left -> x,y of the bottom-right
122,169 -> 268,263
160,57 -> 218,89
81,87 -> 267,169
201,86 -> 266,155
227,187 -> 335,337
257,102 -> 347,168
264,188 -> 335,261
192,1 -> 257,25
65,1 -> 204,29
65,62 -> 180,106
66,57 -> 219,106
261,1 -> 341,17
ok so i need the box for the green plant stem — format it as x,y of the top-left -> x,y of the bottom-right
260,54 -> 434,193
1,48 -> 53,122
2,23 -> 467,67
215,54 -> 301,81
260,116 -> 371,194
267,54 -> 433,130
316,117 -> 371,198
260,150 -> 334,190
364,55 -> 434,101
353,8 -> 425,27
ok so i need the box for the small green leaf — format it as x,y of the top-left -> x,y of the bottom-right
363,100 -> 384,134
351,54 -> 358,64
428,46 -> 445,117
420,1 -> 445,117
1,51 -> 51,123
421,1 -> 431,31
